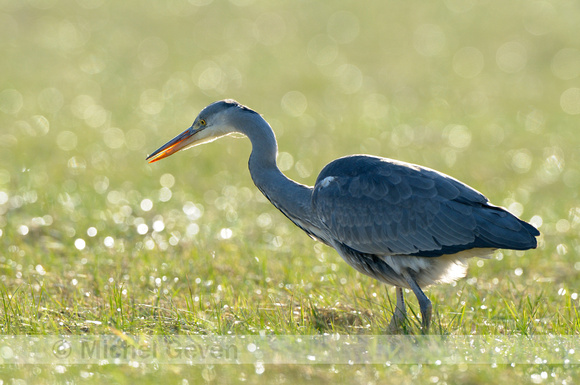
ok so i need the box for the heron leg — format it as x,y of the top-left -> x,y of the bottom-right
387,287 -> 407,332
402,270 -> 432,331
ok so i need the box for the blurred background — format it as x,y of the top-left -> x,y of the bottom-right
0,0 -> 578,318
2,0 -> 580,382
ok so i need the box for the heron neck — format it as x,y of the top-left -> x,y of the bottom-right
241,116 -> 315,230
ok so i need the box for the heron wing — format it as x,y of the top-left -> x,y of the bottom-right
312,155 -> 538,257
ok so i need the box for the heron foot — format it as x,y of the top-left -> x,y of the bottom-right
386,287 -> 407,333
402,269 -> 432,332
418,296 -> 432,331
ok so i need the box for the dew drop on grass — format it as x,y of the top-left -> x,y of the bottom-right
160,173 -> 175,188
219,228 -> 233,239
93,176 -> 109,194
31,217 -> 46,226
271,236 -> 282,248
104,236 -> 114,248
556,219 -> 570,233
107,191 -> 123,205
54,365 -> 67,374
256,213 -> 272,228
278,91 -> 308,118
560,87 -> 580,115
137,224 -> 148,235
0,191 -> 8,205
35,265 -> 46,275
145,239 -> 155,250
18,225 -> 29,235
556,244 -> 568,255
529,215 -> 543,228
0,88 -> 23,114
558,288 -> 566,296
496,41 -> 527,73
447,124 -> 472,149
307,34 -> 338,66
74,238 -> 86,250
159,187 -> 172,202
510,150 -> 533,173
153,220 -> 165,232
141,198 -> 153,212
183,202 -> 203,220
507,202 -> 524,217
186,223 -> 199,236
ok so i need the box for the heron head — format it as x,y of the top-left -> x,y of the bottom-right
146,99 -> 253,163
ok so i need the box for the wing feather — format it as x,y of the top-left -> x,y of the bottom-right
312,155 -> 538,257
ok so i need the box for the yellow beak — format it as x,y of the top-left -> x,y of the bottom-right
146,127 -> 197,163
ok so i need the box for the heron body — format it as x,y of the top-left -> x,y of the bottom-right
147,99 -> 539,331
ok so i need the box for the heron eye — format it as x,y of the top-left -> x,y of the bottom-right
199,119 -> 206,126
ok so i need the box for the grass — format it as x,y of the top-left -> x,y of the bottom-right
1,0 -> 580,383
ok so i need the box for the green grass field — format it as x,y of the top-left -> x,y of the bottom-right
1,0 -> 580,383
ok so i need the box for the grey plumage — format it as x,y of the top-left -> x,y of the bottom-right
147,99 -> 540,331
313,155 -> 538,257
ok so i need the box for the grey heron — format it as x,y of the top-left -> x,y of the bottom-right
146,99 -> 539,331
